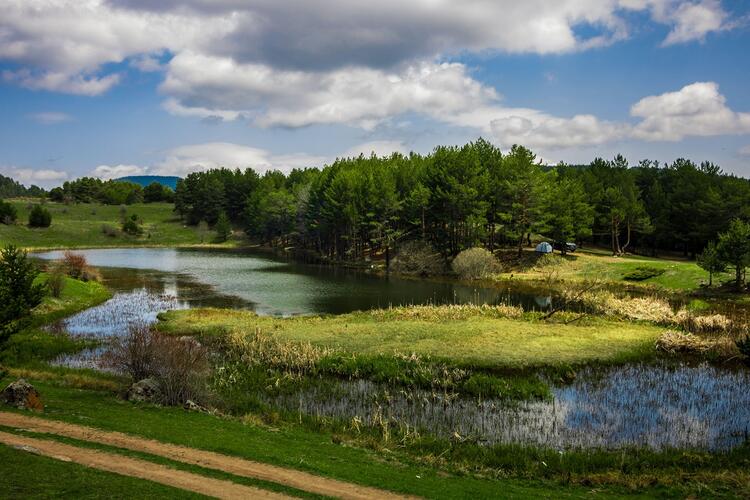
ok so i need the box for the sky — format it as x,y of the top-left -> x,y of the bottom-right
1,0 -> 750,187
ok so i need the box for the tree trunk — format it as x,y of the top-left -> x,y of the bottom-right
621,221 -> 632,254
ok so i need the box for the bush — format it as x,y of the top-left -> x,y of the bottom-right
390,240 -> 444,276
623,266 -> 665,281
214,212 -> 232,242
0,245 -> 45,345
122,214 -> 142,235
0,200 -> 17,224
106,324 -> 209,406
46,266 -> 66,298
451,247 -> 500,280
28,205 -> 51,228
62,251 -> 88,279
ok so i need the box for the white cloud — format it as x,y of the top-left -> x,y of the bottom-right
161,53 -> 496,128
91,164 -> 147,180
3,69 -> 120,96
341,141 -> 408,158
0,0 -> 736,99
0,166 -> 67,187
27,112 -> 72,124
630,81 -> 750,141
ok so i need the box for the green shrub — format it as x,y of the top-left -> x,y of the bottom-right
0,199 -> 17,224
622,266 -> 665,281
28,205 -> 51,228
47,266 -> 66,298
452,247 -> 500,280
122,214 -> 142,235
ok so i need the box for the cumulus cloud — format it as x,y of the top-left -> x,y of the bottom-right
150,142 -> 327,176
0,166 -> 67,187
161,53 -> 497,128
630,82 -> 750,141
27,112 -> 72,124
91,164 -> 147,180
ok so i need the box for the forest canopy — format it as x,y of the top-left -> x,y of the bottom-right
169,139 -> 750,260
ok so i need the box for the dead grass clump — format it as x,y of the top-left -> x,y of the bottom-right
574,291 -> 674,324
229,328 -> 332,379
674,309 -> 733,335
369,303 -> 523,321
655,330 -> 738,357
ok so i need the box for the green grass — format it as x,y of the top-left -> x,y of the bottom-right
498,248 -> 731,292
0,377 -> 667,499
0,199 -> 236,250
159,307 -> 663,369
0,443 -> 204,499
1,275 -> 111,366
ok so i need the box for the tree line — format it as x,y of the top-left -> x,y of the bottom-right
171,138 -> 750,262
0,174 -> 45,198
48,178 -> 174,205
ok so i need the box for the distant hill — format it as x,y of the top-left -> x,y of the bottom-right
115,175 -> 181,190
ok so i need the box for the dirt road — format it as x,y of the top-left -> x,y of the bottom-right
0,430 -> 290,499
0,411 -> 410,499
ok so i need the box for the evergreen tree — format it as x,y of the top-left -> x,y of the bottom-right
0,245 -> 46,345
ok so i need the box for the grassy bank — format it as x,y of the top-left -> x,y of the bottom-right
0,199 -> 237,250
494,248 -> 728,292
158,306 -> 663,369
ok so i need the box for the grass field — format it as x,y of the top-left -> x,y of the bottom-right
496,248 -> 727,292
158,306 -> 663,369
0,199 -> 232,249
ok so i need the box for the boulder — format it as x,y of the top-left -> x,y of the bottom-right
126,378 -> 160,403
183,399 -> 208,413
2,379 -> 43,411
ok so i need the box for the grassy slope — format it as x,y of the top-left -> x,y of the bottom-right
0,443 -> 203,499
0,378 -> 647,499
158,308 -> 662,369
0,200 -> 226,249
1,275 -> 111,366
498,248 -> 729,292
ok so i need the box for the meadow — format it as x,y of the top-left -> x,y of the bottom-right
0,199 -> 226,249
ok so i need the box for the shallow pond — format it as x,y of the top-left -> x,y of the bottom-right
34,247 -> 559,316
268,363 -> 750,451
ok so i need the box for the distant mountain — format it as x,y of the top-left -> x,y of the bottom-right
115,175 -> 181,190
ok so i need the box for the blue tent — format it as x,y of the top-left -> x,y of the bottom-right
535,242 -> 553,254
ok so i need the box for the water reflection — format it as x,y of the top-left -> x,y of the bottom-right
268,363 -> 750,451
34,247 -> 557,316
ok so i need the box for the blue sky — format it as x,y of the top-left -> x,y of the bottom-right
1,0 -> 749,187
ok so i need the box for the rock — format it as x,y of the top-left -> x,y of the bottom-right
126,378 -> 160,403
2,379 -> 43,411
183,399 -> 207,412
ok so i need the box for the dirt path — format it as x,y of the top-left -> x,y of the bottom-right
0,430 -> 290,499
0,412 -> 410,500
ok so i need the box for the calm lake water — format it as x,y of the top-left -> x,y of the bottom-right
35,247 -> 557,316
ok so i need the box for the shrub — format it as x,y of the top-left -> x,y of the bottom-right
451,247 -> 500,280
623,266 -> 665,281
106,324 -> 209,406
0,245 -> 45,345
0,200 -> 17,224
62,251 -> 88,279
390,240 -> 445,276
28,205 -> 51,228
122,214 -> 142,235
214,212 -> 232,242
46,266 -> 66,298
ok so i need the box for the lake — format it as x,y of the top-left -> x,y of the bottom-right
35,247 -> 557,316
